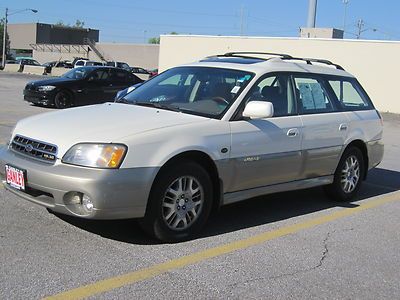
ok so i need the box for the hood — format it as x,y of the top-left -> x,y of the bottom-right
28,77 -> 77,87
13,103 -> 209,157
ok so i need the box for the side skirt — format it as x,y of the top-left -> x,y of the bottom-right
222,175 -> 334,205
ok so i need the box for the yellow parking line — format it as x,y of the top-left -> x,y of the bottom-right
44,190 -> 400,300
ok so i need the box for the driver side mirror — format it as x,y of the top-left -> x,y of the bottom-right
243,101 -> 274,119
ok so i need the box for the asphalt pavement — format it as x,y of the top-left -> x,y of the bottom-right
0,72 -> 399,300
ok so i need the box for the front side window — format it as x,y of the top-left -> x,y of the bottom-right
244,74 -> 296,117
328,78 -> 372,110
294,77 -> 335,114
120,67 -> 254,118
62,68 -> 92,79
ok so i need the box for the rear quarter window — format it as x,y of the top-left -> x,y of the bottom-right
294,77 -> 336,114
327,78 -> 373,110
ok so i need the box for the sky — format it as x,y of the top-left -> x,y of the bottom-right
1,0 -> 400,43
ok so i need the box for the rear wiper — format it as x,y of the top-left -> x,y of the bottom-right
133,101 -> 181,112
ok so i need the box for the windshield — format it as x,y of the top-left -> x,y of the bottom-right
62,67 -> 92,79
120,66 -> 253,118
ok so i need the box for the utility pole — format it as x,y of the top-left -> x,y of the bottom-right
2,8 -> 8,68
307,0 -> 318,28
342,0 -> 350,37
2,8 -> 37,68
239,6 -> 244,36
143,30 -> 147,44
356,19 -> 364,39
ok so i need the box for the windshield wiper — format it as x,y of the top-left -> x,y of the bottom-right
115,97 -> 130,104
133,101 -> 181,112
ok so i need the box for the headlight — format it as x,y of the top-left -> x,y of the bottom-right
62,144 -> 127,168
7,124 -> 17,146
37,85 -> 56,92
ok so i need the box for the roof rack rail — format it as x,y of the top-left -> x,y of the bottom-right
221,52 -> 293,60
281,56 -> 345,70
210,52 -> 345,70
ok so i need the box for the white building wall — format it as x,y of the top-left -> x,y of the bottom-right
159,35 -> 400,113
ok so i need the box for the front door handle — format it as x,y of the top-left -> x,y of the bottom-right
339,123 -> 348,131
287,128 -> 299,137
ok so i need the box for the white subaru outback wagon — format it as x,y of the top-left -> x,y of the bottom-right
0,52 -> 384,241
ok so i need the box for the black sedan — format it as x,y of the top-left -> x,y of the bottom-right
23,66 -> 143,108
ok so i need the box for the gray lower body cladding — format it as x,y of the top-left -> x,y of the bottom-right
0,146 -> 159,219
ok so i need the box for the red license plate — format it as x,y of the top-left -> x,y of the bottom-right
5,165 -> 26,191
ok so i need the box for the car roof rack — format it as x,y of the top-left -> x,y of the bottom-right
211,51 -> 344,71
220,51 -> 293,60
281,56 -> 345,70
211,52 -> 345,70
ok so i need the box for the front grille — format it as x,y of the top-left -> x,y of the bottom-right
11,135 -> 58,163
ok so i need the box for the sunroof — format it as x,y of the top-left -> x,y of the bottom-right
200,57 -> 264,64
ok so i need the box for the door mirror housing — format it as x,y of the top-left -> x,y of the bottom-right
243,101 -> 274,119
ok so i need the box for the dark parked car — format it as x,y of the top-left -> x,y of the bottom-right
23,66 -> 143,108
129,67 -> 150,75
42,60 -> 73,73
16,58 -> 41,66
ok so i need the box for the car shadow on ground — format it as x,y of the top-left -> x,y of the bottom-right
54,167 -> 400,245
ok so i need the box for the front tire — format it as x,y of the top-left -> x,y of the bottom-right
324,146 -> 365,202
140,161 -> 213,242
54,90 -> 73,109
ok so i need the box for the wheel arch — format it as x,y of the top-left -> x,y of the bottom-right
146,150 -> 222,215
342,139 -> 369,180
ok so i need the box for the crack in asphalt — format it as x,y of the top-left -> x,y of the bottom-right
228,228 -> 354,289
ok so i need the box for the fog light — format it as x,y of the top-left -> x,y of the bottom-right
82,194 -> 94,211
70,194 -> 81,204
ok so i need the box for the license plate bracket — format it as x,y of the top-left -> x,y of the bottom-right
5,164 -> 27,191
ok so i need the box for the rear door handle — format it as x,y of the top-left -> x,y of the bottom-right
287,128 -> 299,137
339,123 -> 348,131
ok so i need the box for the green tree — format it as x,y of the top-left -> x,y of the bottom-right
148,32 -> 178,44
55,20 -> 66,26
55,19 -> 85,28
74,20 -> 85,28
0,18 -> 11,61
148,37 -> 160,44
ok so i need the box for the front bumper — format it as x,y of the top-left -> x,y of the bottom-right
23,89 -> 56,106
0,146 -> 159,219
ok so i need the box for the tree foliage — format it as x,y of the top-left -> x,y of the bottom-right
55,19 -> 85,28
148,37 -> 160,44
148,32 -> 178,44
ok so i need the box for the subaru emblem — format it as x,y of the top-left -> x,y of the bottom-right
25,144 -> 34,152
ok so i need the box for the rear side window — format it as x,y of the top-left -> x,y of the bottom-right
88,69 -> 109,81
110,69 -> 128,82
327,79 -> 373,110
294,77 -> 336,114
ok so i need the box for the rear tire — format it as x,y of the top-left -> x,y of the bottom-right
140,161 -> 213,242
324,146 -> 365,202
54,90 -> 73,109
